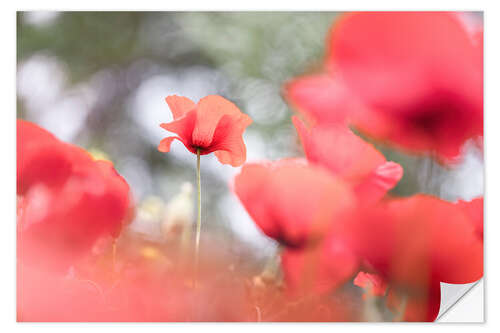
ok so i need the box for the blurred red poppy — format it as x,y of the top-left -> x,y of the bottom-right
456,197 -> 483,241
17,120 -> 131,271
233,159 -> 355,248
331,12 -> 483,161
386,280 -> 442,322
281,231 -> 359,295
353,195 -> 482,285
354,270 -> 441,321
284,74 -> 368,126
293,116 -> 403,204
345,194 -> 483,321
158,95 -> 252,167
285,12 -> 483,162
17,120 -> 73,194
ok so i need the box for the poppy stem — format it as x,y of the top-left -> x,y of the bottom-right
194,148 -> 202,288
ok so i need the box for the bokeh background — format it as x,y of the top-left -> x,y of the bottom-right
16,11 -> 484,258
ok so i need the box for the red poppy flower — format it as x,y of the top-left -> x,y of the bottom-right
17,120 -> 73,194
158,95 -> 252,167
284,74 -> 369,126
352,195 -> 483,286
293,116 -> 403,204
233,159 -> 355,248
330,12 -> 483,161
353,270 -> 441,321
17,120 -> 131,271
281,231 -> 359,295
344,194 -> 483,321
285,12 -> 483,162
386,280 -> 442,322
456,197 -> 483,241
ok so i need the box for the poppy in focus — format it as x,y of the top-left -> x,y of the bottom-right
158,95 -> 252,167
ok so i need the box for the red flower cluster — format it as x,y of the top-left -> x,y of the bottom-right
234,134 -> 483,320
16,12 -> 483,323
235,12 -> 483,321
349,195 -> 482,321
17,120 -> 131,271
285,12 -> 483,162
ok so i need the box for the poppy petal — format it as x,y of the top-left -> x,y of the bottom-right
455,197 -> 483,241
282,234 -> 359,295
352,195 -> 483,287
17,120 -> 131,271
234,160 -> 355,248
387,281 -> 441,322
160,109 -> 197,146
210,114 -> 252,167
158,136 -> 179,153
329,12 -> 480,109
192,95 -> 246,148
354,161 -> 403,204
284,74 -> 365,125
165,95 -> 196,120
293,116 -> 386,185
353,272 -> 388,296
328,12 -> 483,161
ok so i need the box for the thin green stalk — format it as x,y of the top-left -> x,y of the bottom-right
194,148 -> 202,288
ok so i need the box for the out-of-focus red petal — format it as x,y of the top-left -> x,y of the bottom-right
329,12 -> 480,109
94,160 -> 131,238
17,121 -> 131,271
293,116 -> 386,185
165,95 -> 196,120
353,272 -> 388,296
282,233 -> 359,295
234,160 -> 355,247
350,195 -> 483,289
284,74 -> 366,125
392,196 -> 483,285
17,264 -> 106,321
233,162 -> 274,234
387,281 -> 441,322
17,119 -> 58,144
17,120 -> 73,194
327,12 -> 483,161
455,197 -> 483,241
354,161 -> 403,204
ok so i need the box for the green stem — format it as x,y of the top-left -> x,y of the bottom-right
194,148 -> 202,288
